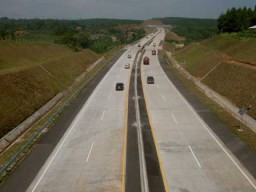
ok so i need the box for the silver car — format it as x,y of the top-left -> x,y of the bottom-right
125,63 -> 130,69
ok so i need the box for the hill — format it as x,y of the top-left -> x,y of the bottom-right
160,17 -> 217,43
168,33 -> 256,119
0,40 -> 100,137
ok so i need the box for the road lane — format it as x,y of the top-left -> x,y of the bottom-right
141,29 -> 256,192
26,37 -> 150,192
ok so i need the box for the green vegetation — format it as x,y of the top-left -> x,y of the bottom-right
0,41 -> 101,137
163,52 -> 256,151
0,46 -> 122,180
0,18 -> 145,53
204,34 -> 256,63
202,62 -> 256,119
160,17 -> 217,43
218,7 -> 256,33
171,34 -> 256,119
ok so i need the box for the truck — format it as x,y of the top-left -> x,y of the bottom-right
143,56 -> 149,65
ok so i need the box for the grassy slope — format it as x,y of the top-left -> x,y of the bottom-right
0,41 -> 100,136
204,34 -> 256,64
202,62 -> 256,118
0,41 -> 72,73
172,34 -> 256,119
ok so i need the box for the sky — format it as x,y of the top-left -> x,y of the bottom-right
0,0 -> 255,20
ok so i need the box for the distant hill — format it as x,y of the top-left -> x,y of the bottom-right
159,17 -> 218,42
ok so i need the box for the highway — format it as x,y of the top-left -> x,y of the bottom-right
1,28 -> 256,192
141,29 -> 256,191
24,37 -> 150,192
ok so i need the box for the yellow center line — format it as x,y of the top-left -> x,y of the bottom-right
121,51 -> 135,192
141,51 -> 170,192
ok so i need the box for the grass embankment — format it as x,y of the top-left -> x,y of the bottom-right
170,33 -> 256,119
0,40 -> 100,137
0,44 -> 123,181
163,52 -> 256,150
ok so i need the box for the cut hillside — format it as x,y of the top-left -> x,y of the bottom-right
202,62 -> 256,119
0,41 -> 100,137
202,34 -> 256,65
0,41 -> 73,74
171,34 -> 256,119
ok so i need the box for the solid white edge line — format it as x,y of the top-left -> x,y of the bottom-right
188,145 -> 202,168
30,47 -> 132,192
31,109 -> 85,192
171,113 -> 178,124
86,142 -> 95,162
161,64 -> 256,190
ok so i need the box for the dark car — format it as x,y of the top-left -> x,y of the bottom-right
116,83 -> 124,91
147,76 -> 154,84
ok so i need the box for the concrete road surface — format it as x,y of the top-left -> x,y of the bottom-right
141,29 -> 256,192
26,37 -> 150,192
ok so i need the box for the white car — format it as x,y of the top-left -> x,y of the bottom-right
125,63 -> 130,69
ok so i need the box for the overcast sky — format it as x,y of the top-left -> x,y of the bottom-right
0,0 -> 255,20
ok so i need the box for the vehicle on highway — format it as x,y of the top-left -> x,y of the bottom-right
125,63 -> 130,69
153,42 -> 156,47
152,49 -> 157,55
143,56 -> 150,65
128,54 -> 132,58
147,76 -> 155,84
116,83 -> 124,91
138,43 -> 141,47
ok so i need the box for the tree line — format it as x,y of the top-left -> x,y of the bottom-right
0,18 -> 145,53
218,6 -> 256,33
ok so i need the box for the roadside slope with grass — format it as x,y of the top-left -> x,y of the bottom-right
169,33 -> 256,119
0,40 -> 101,137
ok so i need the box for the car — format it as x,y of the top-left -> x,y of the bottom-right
128,54 -> 132,58
125,63 -> 130,69
152,49 -> 157,55
153,43 -> 156,47
147,76 -> 154,84
138,44 -> 141,47
116,83 -> 124,91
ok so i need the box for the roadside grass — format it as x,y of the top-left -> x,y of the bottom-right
163,53 -> 256,151
202,62 -> 256,119
0,45 -> 123,181
0,42 -> 100,137
202,34 -> 256,64
165,28 -> 185,42
0,40 -> 72,73
174,43 -> 223,78
15,31 -> 56,43
171,33 -> 256,119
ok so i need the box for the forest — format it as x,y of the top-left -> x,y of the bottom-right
160,17 -> 218,43
0,18 -> 145,53
218,6 -> 256,33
